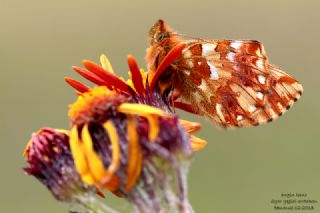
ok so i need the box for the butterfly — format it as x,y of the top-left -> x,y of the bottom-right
146,20 -> 303,128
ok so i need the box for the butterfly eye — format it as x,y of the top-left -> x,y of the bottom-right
155,33 -> 169,43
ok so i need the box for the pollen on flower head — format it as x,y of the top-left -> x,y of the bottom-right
65,83 -> 204,204
68,86 -> 129,126
68,91 -> 171,193
68,102 -> 196,211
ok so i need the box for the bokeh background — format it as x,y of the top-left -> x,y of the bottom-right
1,0 -> 319,212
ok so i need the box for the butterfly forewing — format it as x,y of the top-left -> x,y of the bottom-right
172,39 -> 303,128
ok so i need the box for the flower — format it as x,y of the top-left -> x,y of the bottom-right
67,86 -> 167,190
23,51 -> 207,213
23,128 -> 88,202
63,51 -> 209,211
23,128 -> 118,213
66,85 -> 195,211
65,52 -> 207,152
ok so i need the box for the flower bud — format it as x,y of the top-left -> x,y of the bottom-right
23,128 -> 94,202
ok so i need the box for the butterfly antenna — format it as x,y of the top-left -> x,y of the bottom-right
170,32 -> 206,41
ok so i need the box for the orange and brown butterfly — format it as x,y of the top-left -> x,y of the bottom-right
146,19 -> 303,128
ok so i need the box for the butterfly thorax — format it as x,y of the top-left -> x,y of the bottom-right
146,20 -> 183,93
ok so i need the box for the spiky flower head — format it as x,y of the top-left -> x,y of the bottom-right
23,128 -> 90,202
23,51 -> 207,213
67,84 -> 199,212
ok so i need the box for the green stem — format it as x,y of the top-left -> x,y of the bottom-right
75,195 -> 119,213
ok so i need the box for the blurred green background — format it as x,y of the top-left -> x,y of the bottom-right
1,0 -> 319,212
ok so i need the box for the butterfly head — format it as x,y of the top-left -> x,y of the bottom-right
148,19 -> 173,45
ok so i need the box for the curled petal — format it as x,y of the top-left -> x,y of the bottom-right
117,103 -> 166,141
125,115 -> 143,191
81,124 -> 106,182
101,121 -> 121,186
70,126 -> 94,184
145,115 -> 160,142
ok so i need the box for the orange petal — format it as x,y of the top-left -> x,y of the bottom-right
64,77 -> 90,93
81,124 -> 106,182
125,115 -> 143,191
101,121 -> 121,185
117,103 -> 166,116
72,66 -> 110,89
189,135 -> 207,151
95,188 -> 106,199
173,101 -> 199,114
150,43 -> 186,90
117,103 -> 164,141
127,55 -> 145,95
179,119 -> 201,133
102,175 -> 121,193
145,115 -> 159,142
69,126 -> 95,185
83,60 -> 131,93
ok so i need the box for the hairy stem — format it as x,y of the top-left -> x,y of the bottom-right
74,195 -> 119,213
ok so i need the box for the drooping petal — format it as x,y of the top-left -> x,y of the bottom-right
145,115 -> 160,142
117,103 -> 167,141
69,126 -> 94,185
101,121 -> 121,186
125,115 -> 143,191
81,124 -> 106,182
